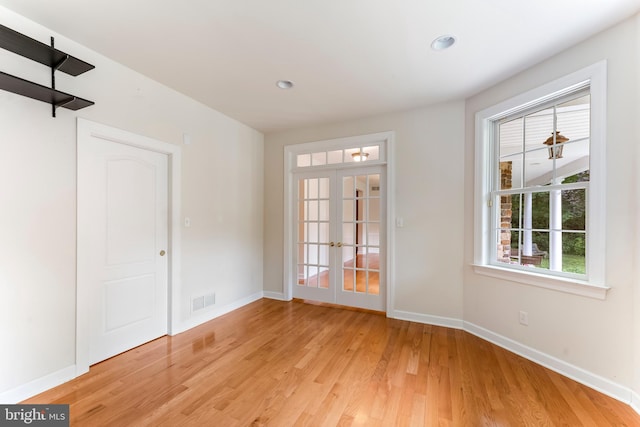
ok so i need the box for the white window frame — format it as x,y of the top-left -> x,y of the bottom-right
473,61 -> 609,299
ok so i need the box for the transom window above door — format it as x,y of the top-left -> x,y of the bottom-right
295,144 -> 382,168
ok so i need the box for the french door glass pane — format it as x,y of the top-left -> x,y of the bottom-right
341,174 -> 380,296
298,177 -> 331,290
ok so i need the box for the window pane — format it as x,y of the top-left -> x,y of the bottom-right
308,201 -> 318,220
345,148 -> 362,163
319,222 -> 329,243
368,222 -> 380,247
556,138 -> 590,181
531,192 -> 549,230
509,194 -> 521,229
343,176 -> 354,198
308,266 -> 318,287
297,264 -> 306,285
562,231 -> 586,274
328,150 -> 343,164
319,244 -> 329,266
312,151 -> 326,166
561,189 -> 586,231
308,245 -> 318,265
308,222 -> 318,243
343,223 -> 354,245
319,177 -> 330,198
499,117 -> 523,157
318,267 -> 329,289
496,223 -> 513,264
363,145 -> 379,161
499,156 -> 522,189
368,198 -> 380,221
343,200 -> 355,222
297,154 -> 311,167
524,146 -> 552,186
319,200 -> 330,221
556,95 -> 590,143
524,106 -> 554,152
308,178 -> 318,199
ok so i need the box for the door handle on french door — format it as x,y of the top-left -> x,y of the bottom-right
329,242 -> 335,247
159,250 -> 166,256
336,242 -> 343,247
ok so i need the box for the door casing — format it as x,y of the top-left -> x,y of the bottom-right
283,131 -> 395,315
76,118 -> 182,376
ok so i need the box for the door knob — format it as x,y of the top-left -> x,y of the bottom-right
329,242 -> 335,247
159,250 -> 166,256
337,242 -> 343,247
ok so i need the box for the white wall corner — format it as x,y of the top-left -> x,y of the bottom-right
463,321 -> 633,405
389,309 -> 464,330
0,365 -> 76,404
263,291 -> 289,301
173,291 -> 264,334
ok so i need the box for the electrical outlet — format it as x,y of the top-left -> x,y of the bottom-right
519,310 -> 529,326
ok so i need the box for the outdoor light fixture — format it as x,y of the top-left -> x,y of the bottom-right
543,131 -> 569,159
352,150 -> 369,162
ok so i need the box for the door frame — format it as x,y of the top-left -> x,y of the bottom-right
283,131 -> 395,315
76,118 -> 182,376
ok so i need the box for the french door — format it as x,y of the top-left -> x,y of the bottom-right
293,166 -> 385,311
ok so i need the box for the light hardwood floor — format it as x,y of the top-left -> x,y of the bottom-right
24,299 -> 640,426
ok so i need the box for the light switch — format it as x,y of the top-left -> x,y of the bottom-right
396,217 -> 404,228
184,217 -> 191,227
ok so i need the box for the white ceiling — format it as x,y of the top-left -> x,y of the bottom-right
0,0 -> 638,133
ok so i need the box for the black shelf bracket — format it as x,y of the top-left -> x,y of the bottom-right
0,24 -> 95,117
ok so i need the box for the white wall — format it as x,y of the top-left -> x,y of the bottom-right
264,101 -> 466,320
464,14 -> 638,389
0,7 -> 264,398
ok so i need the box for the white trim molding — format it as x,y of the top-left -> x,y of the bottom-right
263,291 -> 288,301
283,131 -> 396,313
76,118 -> 182,374
389,310 -> 464,330
0,365 -> 76,404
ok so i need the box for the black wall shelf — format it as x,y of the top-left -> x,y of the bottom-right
0,71 -> 94,110
0,23 -> 94,116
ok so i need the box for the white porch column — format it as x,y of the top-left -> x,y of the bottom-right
549,187 -> 562,271
523,193 -> 533,256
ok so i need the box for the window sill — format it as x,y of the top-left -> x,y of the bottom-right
472,264 -> 609,300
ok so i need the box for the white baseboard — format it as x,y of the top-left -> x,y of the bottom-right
389,309 -> 464,329
632,389 -> 640,416
263,291 -> 288,301
174,291 -> 264,334
464,321 -> 632,404
0,365 -> 76,404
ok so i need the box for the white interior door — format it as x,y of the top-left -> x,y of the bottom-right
293,166 -> 385,311
78,137 -> 168,365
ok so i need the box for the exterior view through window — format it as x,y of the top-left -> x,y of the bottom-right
494,89 -> 590,276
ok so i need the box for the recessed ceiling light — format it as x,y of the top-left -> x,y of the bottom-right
276,80 -> 294,89
431,35 -> 456,51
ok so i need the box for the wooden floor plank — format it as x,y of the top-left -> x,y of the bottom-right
22,299 -> 640,426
